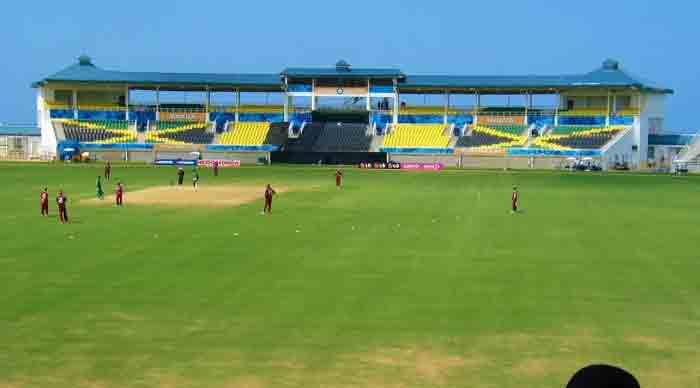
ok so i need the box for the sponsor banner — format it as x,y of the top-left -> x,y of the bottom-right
79,143 -> 154,150
315,85 -> 368,97
381,147 -> 453,154
154,159 -> 198,166
207,144 -> 279,152
358,162 -> 401,170
197,159 -> 240,168
478,115 -> 525,125
159,111 -> 207,122
507,148 -> 601,157
400,162 -> 444,171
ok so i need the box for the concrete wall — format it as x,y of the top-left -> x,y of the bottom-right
85,150 -> 267,164
388,154 -> 460,167
602,128 -> 635,169
201,152 -> 267,164
460,155 -> 568,170
639,93 -> 667,165
37,88 -> 56,155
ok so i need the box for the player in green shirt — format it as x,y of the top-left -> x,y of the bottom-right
96,176 -> 104,200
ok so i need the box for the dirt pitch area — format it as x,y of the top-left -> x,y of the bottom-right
83,184 -> 289,208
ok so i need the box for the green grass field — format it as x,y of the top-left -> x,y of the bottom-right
1,163 -> 698,387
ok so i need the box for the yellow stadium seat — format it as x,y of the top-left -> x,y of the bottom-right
382,124 -> 451,148
218,122 -> 271,145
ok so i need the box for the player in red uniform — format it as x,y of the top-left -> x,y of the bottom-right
115,181 -> 124,206
511,186 -> 519,213
335,169 -> 343,188
213,160 -> 219,177
263,184 -> 276,214
104,161 -> 112,180
40,187 -> 49,216
56,190 -> 68,223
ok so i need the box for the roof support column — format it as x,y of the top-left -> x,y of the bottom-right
283,76 -> 290,122
474,92 -> 480,125
72,89 -> 78,119
156,87 -> 160,121
606,91 -> 611,126
392,78 -> 399,125
125,86 -> 130,121
366,80 -> 371,111
524,92 -> 529,126
443,90 -> 449,125
205,87 -> 211,122
235,88 -> 240,123
554,92 -> 560,126
311,79 -> 317,111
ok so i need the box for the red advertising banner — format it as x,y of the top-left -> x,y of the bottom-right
400,163 -> 444,171
197,159 -> 241,168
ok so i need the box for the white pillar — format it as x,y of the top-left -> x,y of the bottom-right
235,88 -> 240,122
474,92 -> 480,125
125,86 -> 130,121
366,80 -> 371,111
72,89 -> 78,119
206,87 -> 211,120
311,79 -> 317,111
155,87 -> 160,121
443,90 -> 449,125
612,94 -> 617,116
606,91 -> 611,126
392,92 -> 399,124
554,91 -> 560,126
524,92 -> 529,125
283,94 -> 290,122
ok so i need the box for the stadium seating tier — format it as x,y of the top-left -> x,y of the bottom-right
60,119 -> 136,143
382,124 -> 451,148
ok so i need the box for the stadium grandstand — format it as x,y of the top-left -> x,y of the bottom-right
32,55 -> 693,170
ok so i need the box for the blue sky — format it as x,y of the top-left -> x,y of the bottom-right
1,0 -> 697,131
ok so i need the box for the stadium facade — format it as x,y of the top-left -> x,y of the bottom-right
33,56 -> 695,170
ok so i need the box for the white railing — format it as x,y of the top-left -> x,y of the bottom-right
676,133 -> 700,162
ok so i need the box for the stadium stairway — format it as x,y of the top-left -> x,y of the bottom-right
285,123 -> 324,152
52,121 -> 66,141
676,135 -> 700,164
369,134 -> 385,152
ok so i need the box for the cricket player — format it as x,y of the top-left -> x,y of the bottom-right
263,184 -> 276,214
511,186 -> 519,213
104,161 -> 112,180
213,160 -> 219,177
116,181 -> 124,206
192,168 -> 200,190
177,168 -> 185,185
96,176 -> 104,200
335,169 -> 343,188
40,187 -> 49,216
56,190 -> 68,224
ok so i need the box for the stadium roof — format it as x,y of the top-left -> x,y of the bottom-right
33,56 -> 281,91
282,60 -> 404,80
34,57 -> 672,94
0,124 -> 40,136
401,60 -> 673,94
